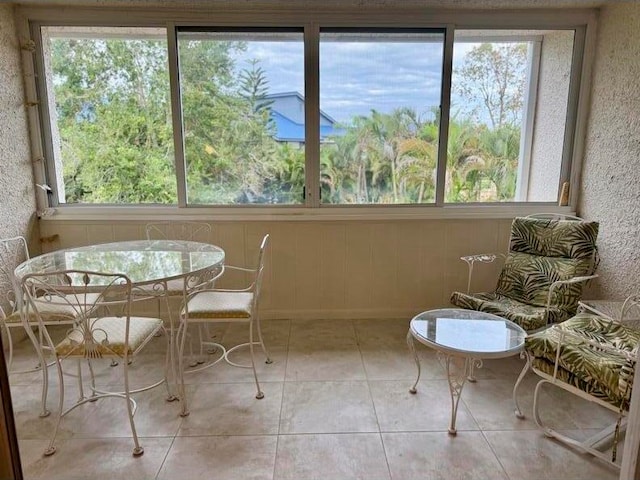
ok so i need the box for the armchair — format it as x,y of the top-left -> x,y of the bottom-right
515,295 -> 640,469
450,215 -> 599,333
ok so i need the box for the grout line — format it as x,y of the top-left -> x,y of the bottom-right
356,319 -> 393,480
154,435 -> 177,480
272,318 -> 293,480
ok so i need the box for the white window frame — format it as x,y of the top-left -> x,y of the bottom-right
16,6 -> 597,221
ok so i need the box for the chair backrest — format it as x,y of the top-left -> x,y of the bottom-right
495,216 -> 599,315
0,236 -> 30,318
145,222 -> 211,243
21,270 -> 134,358
254,234 -> 270,301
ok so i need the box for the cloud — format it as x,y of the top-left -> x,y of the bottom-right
234,37 -> 446,123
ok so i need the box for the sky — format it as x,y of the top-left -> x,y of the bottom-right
234,38 -> 476,124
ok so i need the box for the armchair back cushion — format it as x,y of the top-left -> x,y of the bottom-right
495,217 -> 599,318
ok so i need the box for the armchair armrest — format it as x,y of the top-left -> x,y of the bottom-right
460,253 -> 505,294
543,275 -> 599,325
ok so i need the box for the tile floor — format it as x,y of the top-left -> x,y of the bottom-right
8,319 -> 622,480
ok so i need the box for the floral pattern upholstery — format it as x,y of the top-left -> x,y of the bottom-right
451,217 -> 599,332
525,313 -> 639,409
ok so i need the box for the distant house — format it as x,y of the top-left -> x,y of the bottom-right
263,92 -> 343,145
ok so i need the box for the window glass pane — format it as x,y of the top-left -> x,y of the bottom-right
447,29 -> 574,203
319,29 -> 444,205
178,29 -> 305,205
42,26 -> 175,204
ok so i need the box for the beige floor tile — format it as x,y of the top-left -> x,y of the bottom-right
545,383 -> 619,429
285,345 -> 366,381
360,345 -> 446,381
223,319 -> 291,347
382,431 -> 508,480
274,433 -> 390,480
158,435 -> 277,480
280,381 -> 378,434
289,319 -> 357,347
354,319 -> 411,348
178,382 -> 283,436
369,380 -> 479,432
483,429 -> 619,480
20,437 -> 172,480
178,346 -> 286,384
461,376 -> 582,431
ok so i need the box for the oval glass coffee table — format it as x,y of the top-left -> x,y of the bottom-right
407,308 -> 526,435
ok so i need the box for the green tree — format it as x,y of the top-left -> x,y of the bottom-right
455,42 -> 528,129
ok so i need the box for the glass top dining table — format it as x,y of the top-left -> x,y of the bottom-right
14,239 -> 225,286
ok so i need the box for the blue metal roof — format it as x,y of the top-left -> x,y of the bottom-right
270,110 -> 344,143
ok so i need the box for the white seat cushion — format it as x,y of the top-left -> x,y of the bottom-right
183,292 -> 253,320
4,294 -> 101,324
55,316 -> 163,357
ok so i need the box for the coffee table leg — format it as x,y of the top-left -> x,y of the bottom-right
441,354 -> 476,435
407,330 -> 421,394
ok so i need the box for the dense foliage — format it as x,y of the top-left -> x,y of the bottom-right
50,37 -> 525,205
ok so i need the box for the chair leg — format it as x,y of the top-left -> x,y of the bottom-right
249,319 -> 264,400
87,358 -> 98,402
255,314 -> 272,364
44,358 -> 65,456
23,322 -> 50,417
4,323 -> 14,373
513,352 -> 532,419
123,352 -> 144,456
531,378 -> 621,469
177,321 -> 190,416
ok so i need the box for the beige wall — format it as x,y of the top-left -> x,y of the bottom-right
528,30 -> 573,202
39,219 -> 512,319
0,4 -> 37,244
579,3 -> 640,299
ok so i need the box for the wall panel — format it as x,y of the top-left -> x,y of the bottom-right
39,218 -> 511,320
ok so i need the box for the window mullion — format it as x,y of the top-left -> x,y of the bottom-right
167,22 -> 188,208
304,23 -> 320,208
435,24 -> 454,207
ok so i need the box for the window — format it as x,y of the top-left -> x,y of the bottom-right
319,29 -> 444,205
447,29 -> 575,203
31,14 -> 587,212
41,26 -> 176,205
177,28 -> 305,205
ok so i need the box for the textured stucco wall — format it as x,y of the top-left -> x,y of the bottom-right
579,3 -> 640,299
528,30 -> 573,202
0,4 -> 37,243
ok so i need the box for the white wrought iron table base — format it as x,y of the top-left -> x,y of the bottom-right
408,331 -> 482,435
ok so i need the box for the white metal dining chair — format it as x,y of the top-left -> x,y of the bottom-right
177,234 -> 272,416
22,269 -> 170,457
145,221 -> 214,365
0,236 -> 86,416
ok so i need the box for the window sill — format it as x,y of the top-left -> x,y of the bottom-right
39,204 -> 576,222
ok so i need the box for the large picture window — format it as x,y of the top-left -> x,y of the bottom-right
32,17 -> 586,211
41,26 -> 176,205
177,28 -> 305,205
319,29 -> 444,205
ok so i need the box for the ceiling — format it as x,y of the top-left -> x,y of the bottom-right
13,0 -> 609,8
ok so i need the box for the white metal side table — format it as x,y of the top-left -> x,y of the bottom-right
407,308 -> 526,435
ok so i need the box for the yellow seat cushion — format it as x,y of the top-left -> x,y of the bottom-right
183,292 -> 253,320
55,316 -> 163,357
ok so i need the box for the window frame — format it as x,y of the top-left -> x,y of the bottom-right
17,6 -> 597,220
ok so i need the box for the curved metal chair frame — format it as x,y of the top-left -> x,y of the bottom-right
177,234 -> 272,417
0,236 -> 78,380
145,221 -> 212,244
21,269 -> 170,457
513,295 -> 640,470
